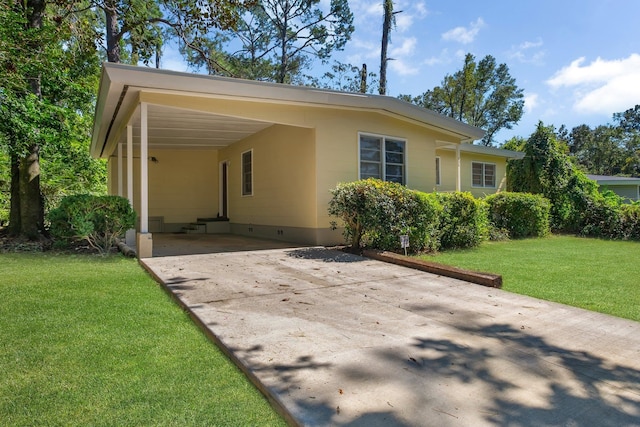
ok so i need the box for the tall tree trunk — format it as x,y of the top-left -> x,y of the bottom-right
104,0 -> 121,63
11,0 -> 46,240
379,0 -> 393,95
360,63 -> 367,93
19,145 -> 42,239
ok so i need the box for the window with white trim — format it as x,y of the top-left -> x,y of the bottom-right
435,157 -> 441,186
472,162 -> 496,188
241,150 -> 253,196
359,134 -> 406,184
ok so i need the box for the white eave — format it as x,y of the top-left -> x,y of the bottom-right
91,63 -> 486,158
436,141 -> 525,159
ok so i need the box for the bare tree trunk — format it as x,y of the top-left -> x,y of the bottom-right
360,63 -> 367,93
379,0 -> 393,95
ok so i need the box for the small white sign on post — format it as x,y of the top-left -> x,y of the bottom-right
400,234 -> 410,256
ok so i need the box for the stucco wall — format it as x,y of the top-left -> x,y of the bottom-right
436,150 -> 509,197
219,124 -> 316,229
108,149 -> 219,227
312,109 -> 457,229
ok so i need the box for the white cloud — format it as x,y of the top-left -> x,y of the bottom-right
394,1 -> 429,32
346,37 -> 379,64
509,38 -> 545,65
390,37 -> 417,57
442,18 -> 485,44
389,58 -> 419,76
546,54 -> 640,114
423,49 -> 453,66
524,93 -> 539,114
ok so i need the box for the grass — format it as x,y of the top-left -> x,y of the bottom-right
419,235 -> 640,322
0,253 -> 286,427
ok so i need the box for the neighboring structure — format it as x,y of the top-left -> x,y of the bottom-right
588,175 -> 640,203
90,63 -> 523,256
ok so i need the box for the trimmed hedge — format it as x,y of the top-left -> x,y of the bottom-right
485,192 -> 550,238
328,179 -> 439,252
49,194 -> 136,255
431,192 -> 488,250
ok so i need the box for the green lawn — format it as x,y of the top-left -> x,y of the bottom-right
419,235 -> 640,322
0,253 -> 286,427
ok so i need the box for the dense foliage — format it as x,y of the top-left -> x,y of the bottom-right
0,1 -> 104,239
484,192 -> 550,238
563,105 -> 640,177
329,180 -> 490,253
328,179 -> 439,252
507,122 -> 640,240
49,195 -> 136,255
431,192 -> 488,249
401,53 -> 524,146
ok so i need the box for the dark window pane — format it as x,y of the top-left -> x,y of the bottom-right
361,149 -> 381,162
386,152 -> 403,164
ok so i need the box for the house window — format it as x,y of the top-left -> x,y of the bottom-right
435,157 -> 441,186
472,162 -> 496,188
359,134 -> 406,184
241,150 -> 253,196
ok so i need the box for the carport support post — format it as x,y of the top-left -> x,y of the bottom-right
117,143 -> 123,197
456,144 -> 461,192
125,124 -> 136,246
136,102 -> 153,258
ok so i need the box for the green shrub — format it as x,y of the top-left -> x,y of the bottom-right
433,192 -> 488,250
485,192 -> 550,238
328,179 -> 440,252
619,204 -> 640,240
579,193 -> 622,239
48,194 -> 136,255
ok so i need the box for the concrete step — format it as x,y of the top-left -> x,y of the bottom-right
182,222 -> 206,234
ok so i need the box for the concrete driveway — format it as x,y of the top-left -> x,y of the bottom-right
141,238 -> 640,426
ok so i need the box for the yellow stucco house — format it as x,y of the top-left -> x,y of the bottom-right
90,63 -> 523,256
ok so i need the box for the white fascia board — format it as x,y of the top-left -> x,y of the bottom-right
436,142 -> 525,159
91,63 -> 486,157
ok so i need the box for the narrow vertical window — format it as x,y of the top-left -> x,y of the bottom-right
359,134 -> 406,184
359,135 -> 382,180
435,157 -> 441,186
242,150 -> 253,196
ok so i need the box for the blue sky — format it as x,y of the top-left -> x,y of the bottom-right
162,0 -> 640,144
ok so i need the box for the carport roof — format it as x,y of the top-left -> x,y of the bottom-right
91,62 -> 485,159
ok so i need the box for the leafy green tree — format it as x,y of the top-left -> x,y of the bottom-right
507,122 -> 601,231
566,106 -> 640,177
569,124 -> 626,175
0,1 -> 101,238
183,0 -> 354,84
405,53 -> 524,146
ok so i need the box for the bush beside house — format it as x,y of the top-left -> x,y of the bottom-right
330,179 -> 491,253
485,192 -> 550,238
49,194 -> 136,255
